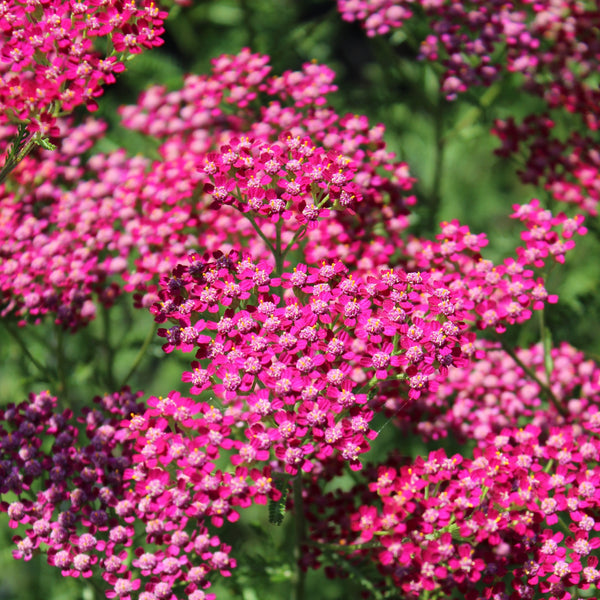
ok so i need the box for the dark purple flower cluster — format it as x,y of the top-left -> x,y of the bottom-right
0,389 -> 241,600
338,1 -> 600,214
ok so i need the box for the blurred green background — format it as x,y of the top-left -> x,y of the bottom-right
2,1 -> 600,598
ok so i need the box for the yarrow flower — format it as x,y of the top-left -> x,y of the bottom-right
0,389 -> 243,597
338,1 -> 600,214
0,51 -> 415,328
303,421 -> 600,598
0,23 -> 595,600
145,236 -> 581,476
395,340 -> 600,443
0,0 -> 168,133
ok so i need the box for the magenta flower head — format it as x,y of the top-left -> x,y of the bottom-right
0,0 -> 168,133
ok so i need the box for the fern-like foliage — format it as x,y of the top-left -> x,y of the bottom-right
268,473 -> 291,526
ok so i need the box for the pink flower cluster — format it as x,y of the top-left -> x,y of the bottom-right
0,29 -> 595,600
0,389 -> 243,600
400,200 -> 586,333
0,51 -> 416,328
201,134 -> 363,230
0,119 -> 125,327
4,343 -> 600,599
119,48 -> 416,216
304,419 -> 600,599
0,104 -> 584,332
338,0 -> 413,37
0,0 -> 168,136
400,340 -> 600,442
146,194 -> 586,476
151,250 -> 475,472
338,1 -> 600,103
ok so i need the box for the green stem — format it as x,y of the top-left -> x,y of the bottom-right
101,304 -> 116,389
275,219 -> 283,276
556,514 -> 572,537
120,321 -> 159,388
279,194 -> 331,268
539,308 -> 554,386
441,82 -> 501,145
239,210 -> 277,258
56,326 -> 68,400
292,475 -> 306,600
499,339 -> 566,417
0,125 -> 41,185
2,320 -> 53,380
424,86 -> 446,233
280,225 -> 307,264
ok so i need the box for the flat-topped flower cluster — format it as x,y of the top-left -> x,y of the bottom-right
0,0 -> 167,134
0,50 -> 418,328
304,418 -> 600,599
397,340 -> 600,442
4,343 -> 600,600
338,1 -> 600,214
0,4 -> 597,598
0,389 -> 233,600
